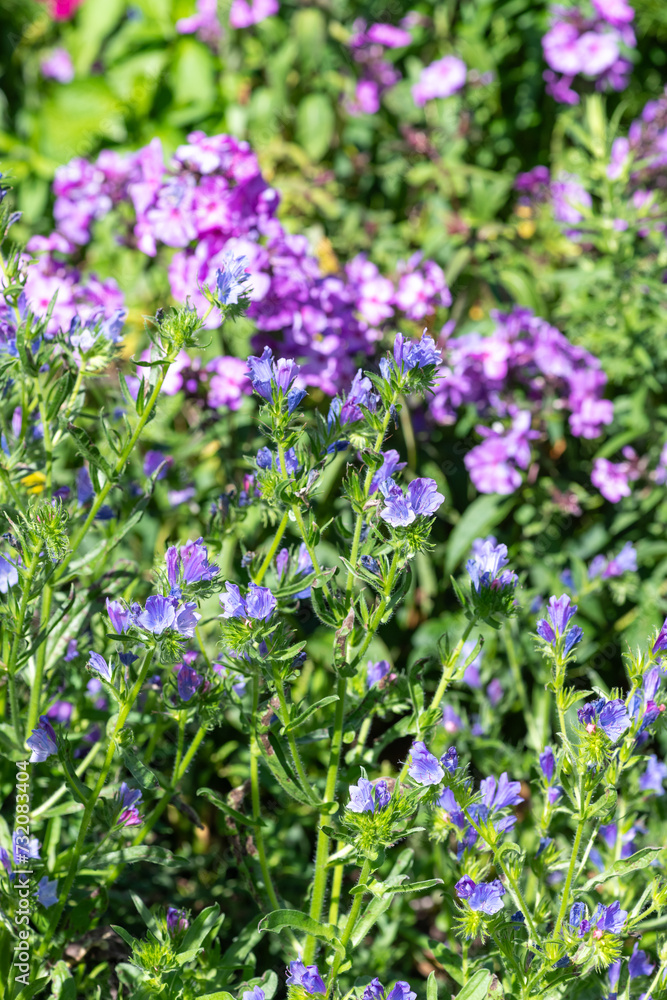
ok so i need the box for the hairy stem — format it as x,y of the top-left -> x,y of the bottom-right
250,675 -> 280,911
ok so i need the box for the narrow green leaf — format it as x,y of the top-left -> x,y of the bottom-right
258,909 -> 344,955
283,695 -> 339,734
426,970 -> 438,1000
83,846 -> 184,868
198,786 -> 265,828
454,970 -> 492,1000
583,847 -> 664,889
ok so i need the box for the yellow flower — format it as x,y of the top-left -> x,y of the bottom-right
21,471 -> 46,495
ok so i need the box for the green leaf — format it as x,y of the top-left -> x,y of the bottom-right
445,494 -> 515,574
426,971 -> 438,1000
351,849 -> 414,946
198,786 -> 265,828
282,695 -> 339,734
67,422 -> 112,479
260,731 -> 315,805
176,904 -> 224,964
258,909 -> 344,954
120,747 -> 162,794
111,924 -> 138,949
296,94 -> 335,161
49,960 -> 76,1000
83,846 -> 185,868
583,847 -> 664,889
453,970 -> 492,1000
131,892 -> 163,939
15,978 -> 50,1000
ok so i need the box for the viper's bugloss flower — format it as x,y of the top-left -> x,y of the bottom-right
220,582 -> 277,621
361,554 -> 382,576
118,805 -> 142,826
380,331 -> 442,378
608,959 -> 622,992
442,746 -> 458,772
215,252 -> 250,305
539,746 -> 556,783
480,773 -> 523,810
247,346 -> 300,404
407,741 -> 444,785
166,537 -> 219,590
547,785 -> 563,804
118,782 -> 142,810
77,466 -> 94,505
437,787 -> 465,827
456,875 -> 506,914
107,597 -> 132,633
12,831 -> 40,865
88,651 -> 112,682
599,699 -> 631,740
362,979 -> 384,1000
367,659 -> 392,687
379,477 -> 444,526
144,450 -> 173,479
286,959 -> 326,994
652,617 -> 667,655
177,663 -> 202,701
386,983 -> 417,1000
592,900 -> 628,935
570,902 -> 587,928
26,716 -> 58,763
629,943 -> 655,978
243,988 -> 265,1000
467,538 -> 518,592
0,553 -> 18,593
370,449 -> 407,494
347,776 -> 391,813
167,906 -> 189,936
639,755 -> 667,794
34,876 -> 59,908
536,594 -> 583,651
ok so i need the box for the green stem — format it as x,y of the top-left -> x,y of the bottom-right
172,711 -> 186,784
276,442 -> 332,602
644,959 -> 667,1000
327,846 -> 345,928
35,376 -> 54,498
38,646 -> 156,955
26,583 -> 53,736
54,363 -> 171,581
554,791 -> 591,937
273,668 -> 318,803
8,547 -> 41,745
254,511 -> 289,585
303,673 -> 348,964
250,675 -> 280,911
31,742 -> 101,821
327,857 -> 372,992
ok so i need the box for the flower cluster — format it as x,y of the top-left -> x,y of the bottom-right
27,132 -> 452,395
431,308 -> 613,495
542,0 -> 635,105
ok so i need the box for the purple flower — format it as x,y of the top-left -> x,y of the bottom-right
362,980 -> 384,1000
386,984 -> 416,1000
608,959 -> 622,991
374,779 -> 391,809
0,554 -> 18,593
603,541 -> 637,577
629,944 -> 655,979
107,597 -> 132,633
570,902 -> 587,927
456,876 -> 506,914
137,595 -> 176,635
443,705 -> 463,734
118,782 -> 142,810
64,638 -> 78,661
243,989 -> 265,1000
412,55 -> 467,105
144,450 -> 173,480
481,772 -> 523,810
652,618 -> 667,655
167,906 -> 189,936
177,664 -> 202,701
88,651 -> 112,682
174,601 -> 201,637
26,716 -> 58,763
441,746 -> 458,772
539,746 -> 556,783
77,467 -> 94,505
389,331 -> 443,372
167,537 -> 219,588
215,252 -> 250,305
547,786 -> 563,804
370,450 -> 407,494
535,594 -> 578,644
379,477 -> 444,526
41,47 -> 75,83
466,538 -> 516,592
599,699 -> 631,741
438,787 -> 465,827
245,583 -> 277,621
286,960 -> 326,995
34,876 -> 59,908
367,659 -> 392,687
407,741 -> 444,785
347,777 -> 390,813
639,755 -> 667,795
592,457 -> 632,503
592,900 -> 628,935
247,347 -> 300,404
220,582 -> 247,618
486,678 -> 503,706
257,447 -> 273,470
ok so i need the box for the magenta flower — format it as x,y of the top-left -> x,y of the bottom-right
412,55 -> 467,106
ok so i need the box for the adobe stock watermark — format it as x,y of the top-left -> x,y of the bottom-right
13,759 -> 33,987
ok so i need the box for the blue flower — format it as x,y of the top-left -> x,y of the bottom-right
26,716 -> 58,763
138,595 -> 177,634
88,651 -> 112,682
177,664 -> 202,701
652,617 -> 667,655
644,668 -> 661,702
536,594 -> 582,650
629,943 -> 655,979
639,755 -> 667,795
286,959 -> 326,994
539,746 -> 555,783
106,597 -> 132,634
220,582 -> 277,621
456,875 -> 506,914
167,906 -> 189,936
0,554 -> 18,593
243,989 -> 266,1000
370,449 -> 407,495
437,788 -> 465,828
367,659 -> 392,687
441,746 -> 458,773
257,447 -> 273,469
598,699 -> 631,741
362,979 -> 384,1000
466,538 -> 517,592
118,783 -> 142,810
407,741 -> 444,785
480,773 -> 523,810
381,332 -> 441,377
12,831 -> 40,865
166,538 -> 219,588
608,959 -> 622,992
34,876 -> 59,908
347,777 -> 390,813
361,555 -> 381,576
215,252 -> 250,305
144,450 -> 172,479
77,466 -> 94,505
592,901 -> 627,935
379,477 -> 444,527
386,984 -> 417,1000
569,902 -> 587,928
247,347 -> 300,404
